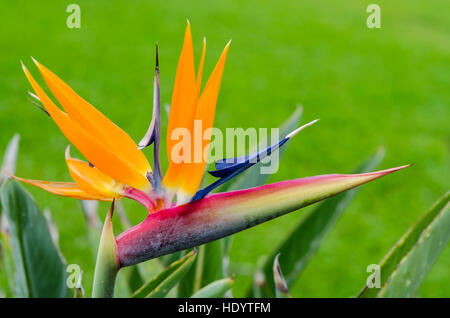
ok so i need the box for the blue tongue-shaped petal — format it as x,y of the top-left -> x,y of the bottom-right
208,138 -> 288,178
192,119 -> 319,201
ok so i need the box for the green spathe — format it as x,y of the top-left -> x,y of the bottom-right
92,201 -> 118,298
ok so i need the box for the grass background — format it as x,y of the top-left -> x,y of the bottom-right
0,0 -> 448,297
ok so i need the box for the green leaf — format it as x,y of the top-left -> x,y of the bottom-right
359,191 -> 450,298
92,202 -> 118,298
176,250 -> 197,297
0,134 -> 20,183
0,233 -> 14,297
159,251 -> 184,266
125,266 -> 145,294
200,241 -> 224,286
249,148 -> 385,297
0,180 -> 68,297
0,134 -> 20,213
178,241 -> 224,297
132,250 -> 197,298
191,277 -> 234,298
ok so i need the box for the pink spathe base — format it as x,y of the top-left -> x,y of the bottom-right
123,187 -> 156,212
116,165 -> 410,267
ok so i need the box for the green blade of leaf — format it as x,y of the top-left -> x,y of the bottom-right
159,251 -> 184,267
178,240 -> 224,297
200,241 -> 224,287
0,233 -> 15,297
1,134 -> 20,214
176,249 -> 196,297
92,202 -> 118,298
191,277 -> 234,298
359,191 -> 450,298
0,134 -> 20,183
126,266 -> 145,294
132,250 -> 197,298
0,180 -> 69,297
249,148 -> 385,297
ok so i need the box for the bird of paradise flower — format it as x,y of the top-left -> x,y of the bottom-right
14,22 -> 409,293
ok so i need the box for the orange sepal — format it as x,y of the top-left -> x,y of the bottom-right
12,176 -> 112,201
162,22 -> 198,190
196,38 -> 206,97
31,58 -> 151,176
65,146 -> 125,199
178,41 -> 230,198
21,63 -> 151,191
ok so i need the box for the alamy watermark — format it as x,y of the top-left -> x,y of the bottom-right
366,264 -> 381,289
169,121 -> 281,175
66,4 -> 81,29
66,264 -> 82,289
366,4 -> 381,29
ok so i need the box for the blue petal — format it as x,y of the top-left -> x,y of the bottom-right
193,119 -> 319,201
208,138 -> 288,178
192,138 -> 288,201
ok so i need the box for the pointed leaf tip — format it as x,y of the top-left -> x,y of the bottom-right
1,134 -> 20,180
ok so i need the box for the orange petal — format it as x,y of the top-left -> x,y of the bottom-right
178,41 -> 230,199
65,146 -> 125,199
196,37 -> 206,97
21,63 -> 150,191
31,58 -> 151,176
13,176 -> 112,201
162,22 -> 198,190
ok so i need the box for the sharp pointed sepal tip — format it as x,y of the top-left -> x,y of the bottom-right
65,145 -> 71,159
286,119 -> 320,139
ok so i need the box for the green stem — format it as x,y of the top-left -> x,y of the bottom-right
92,201 -> 118,298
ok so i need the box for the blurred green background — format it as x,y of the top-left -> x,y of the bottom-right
0,0 -> 448,297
